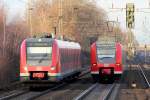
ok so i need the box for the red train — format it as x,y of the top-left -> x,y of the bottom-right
20,38 -> 81,84
90,41 -> 123,82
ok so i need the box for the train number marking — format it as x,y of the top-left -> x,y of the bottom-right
33,73 -> 44,78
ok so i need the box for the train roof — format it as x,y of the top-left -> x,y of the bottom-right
25,38 -> 53,43
56,39 -> 81,49
96,40 -> 115,44
25,38 -> 81,49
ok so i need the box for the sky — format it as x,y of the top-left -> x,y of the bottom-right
96,0 -> 150,45
5,0 -> 150,45
5,0 -> 26,23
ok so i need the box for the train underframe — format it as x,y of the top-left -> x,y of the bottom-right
21,71 -> 81,88
91,68 -> 122,83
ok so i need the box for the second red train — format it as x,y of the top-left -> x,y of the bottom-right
90,41 -> 123,82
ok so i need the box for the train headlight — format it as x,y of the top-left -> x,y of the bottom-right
92,63 -> 97,66
116,63 -> 120,66
38,39 -> 42,42
24,66 -> 28,71
51,66 -> 56,70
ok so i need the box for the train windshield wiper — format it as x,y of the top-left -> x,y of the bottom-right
38,54 -> 48,63
99,57 -> 113,60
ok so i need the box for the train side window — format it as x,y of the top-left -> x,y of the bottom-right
72,49 -> 74,65
65,49 -> 67,66
62,49 -> 64,65
75,50 -> 76,66
72,49 -> 74,66
74,50 -> 75,64
63,49 -> 65,64
68,49 -> 70,65
68,49 -> 69,64
61,49 -> 63,65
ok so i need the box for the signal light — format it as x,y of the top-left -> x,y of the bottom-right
126,3 -> 135,28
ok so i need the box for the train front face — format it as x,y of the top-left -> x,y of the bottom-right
91,42 -> 122,80
20,38 -> 57,83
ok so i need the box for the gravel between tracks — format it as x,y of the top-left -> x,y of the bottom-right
118,64 -> 150,100
34,74 -> 93,100
77,84 -> 116,100
118,89 -> 150,100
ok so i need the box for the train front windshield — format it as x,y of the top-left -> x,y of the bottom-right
26,42 -> 52,66
96,43 -> 116,63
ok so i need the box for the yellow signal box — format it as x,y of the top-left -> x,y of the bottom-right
126,3 -> 135,28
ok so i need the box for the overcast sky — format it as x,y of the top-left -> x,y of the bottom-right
5,0 -> 26,23
5,0 -> 150,45
97,0 -> 150,45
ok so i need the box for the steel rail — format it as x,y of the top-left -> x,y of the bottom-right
0,90 -> 29,100
74,83 -> 116,100
0,69 -> 90,100
73,83 -> 98,100
26,83 -> 66,100
27,70 -> 90,100
137,64 -> 150,88
102,83 -> 116,100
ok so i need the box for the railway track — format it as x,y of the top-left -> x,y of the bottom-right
74,83 -> 117,100
0,81 -> 70,100
137,64 -> 150,88
10,83 -> 66,100
118,63 -> 150,100
33,72 -> 92,100
0,81 -> 25,95
0,89 -> 29,100
0,69 -> 90,100
0,83 -> 29,100
128,58 -> 150,88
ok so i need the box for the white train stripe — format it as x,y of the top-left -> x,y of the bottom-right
20,73 -> 62,76
114,71 -> 122,74
20,72 -> 82,77
91,71 -> 122,74
20,73 -> 29,76
91,72 -> 99,74
48,73 -> 61,76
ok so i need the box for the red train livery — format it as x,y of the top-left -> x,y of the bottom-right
20,38 -> 81,83
90,41 -> 123,81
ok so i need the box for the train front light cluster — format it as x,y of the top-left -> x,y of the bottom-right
51,66 -> 56,70
24,66 -> 28,71
92,63 -> 97,66
116,63 -> 121,66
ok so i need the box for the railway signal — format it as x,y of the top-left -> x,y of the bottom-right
126,3 -> 135,28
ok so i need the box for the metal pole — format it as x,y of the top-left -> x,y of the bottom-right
54,27 -> 57,35
116,17 -> 119,42
145,44 -> 147,64
28,0 -> 33,37
58,0 -> 63,36
128,28 -> 133,88
3,0 -> 6,56
26,0 -> 29,25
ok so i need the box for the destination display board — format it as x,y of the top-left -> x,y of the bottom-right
26,42 -> 52,47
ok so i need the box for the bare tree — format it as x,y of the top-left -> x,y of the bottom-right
30,0 -> 107,49
0,3 -> 29,88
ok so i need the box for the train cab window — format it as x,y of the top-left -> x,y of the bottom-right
27,46 -> 52,66
96,43 -> 116,63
